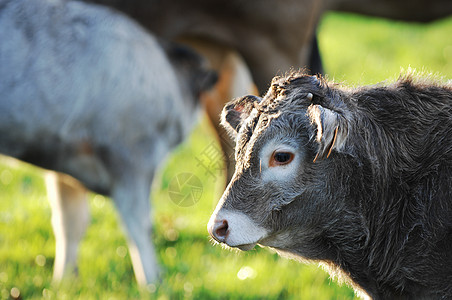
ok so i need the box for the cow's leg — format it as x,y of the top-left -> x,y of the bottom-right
178,38 -> 258,184
308,34 -> 323,75
203,50 -> 258,184
46,171 -> 90,281
111,175 -> 158,285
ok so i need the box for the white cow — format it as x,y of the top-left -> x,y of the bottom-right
0,0 -> 216,285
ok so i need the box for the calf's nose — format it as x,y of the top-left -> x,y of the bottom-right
209,219 -> 229,243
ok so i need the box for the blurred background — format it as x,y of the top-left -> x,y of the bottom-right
0,11 -> 451,300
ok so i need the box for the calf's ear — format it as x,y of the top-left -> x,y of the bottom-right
307,103 -> 348,162
221,95 -> 260,138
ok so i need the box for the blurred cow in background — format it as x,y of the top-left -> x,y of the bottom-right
83,0 -> 452,183
0,0 -> 216,285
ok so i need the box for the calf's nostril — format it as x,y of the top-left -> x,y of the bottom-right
214,220 -> 229,241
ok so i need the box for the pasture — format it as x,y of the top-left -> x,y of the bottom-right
1,12 -> 451,299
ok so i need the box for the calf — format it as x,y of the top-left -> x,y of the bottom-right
0,0 -> 216,285
208,71 -> 452,299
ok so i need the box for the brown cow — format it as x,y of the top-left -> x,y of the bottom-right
83,0 -> 452,183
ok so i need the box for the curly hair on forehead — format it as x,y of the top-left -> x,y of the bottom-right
257,70 -> 330,114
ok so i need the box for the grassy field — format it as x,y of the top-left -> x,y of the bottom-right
1,12 -> 451,300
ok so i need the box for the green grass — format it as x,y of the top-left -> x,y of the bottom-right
319,12 -> 452,84
1,12 -> 451,300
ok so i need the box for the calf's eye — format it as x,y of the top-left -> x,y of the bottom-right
269,151 -> 294,167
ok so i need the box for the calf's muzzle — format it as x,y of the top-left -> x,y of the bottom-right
208,219 -> 229,243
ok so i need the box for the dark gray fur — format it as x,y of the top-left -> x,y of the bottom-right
0,0 -> 216,284
218,71 -> 452,299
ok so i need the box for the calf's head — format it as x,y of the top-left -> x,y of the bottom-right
208,72 -> 351,257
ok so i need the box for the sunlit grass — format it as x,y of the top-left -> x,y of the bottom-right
1,12 -> 451,300
319,12 -> 452,85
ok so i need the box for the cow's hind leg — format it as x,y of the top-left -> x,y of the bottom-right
178,38 -> 258,184
112,175 -> 158,285
46,171 -> 90,281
